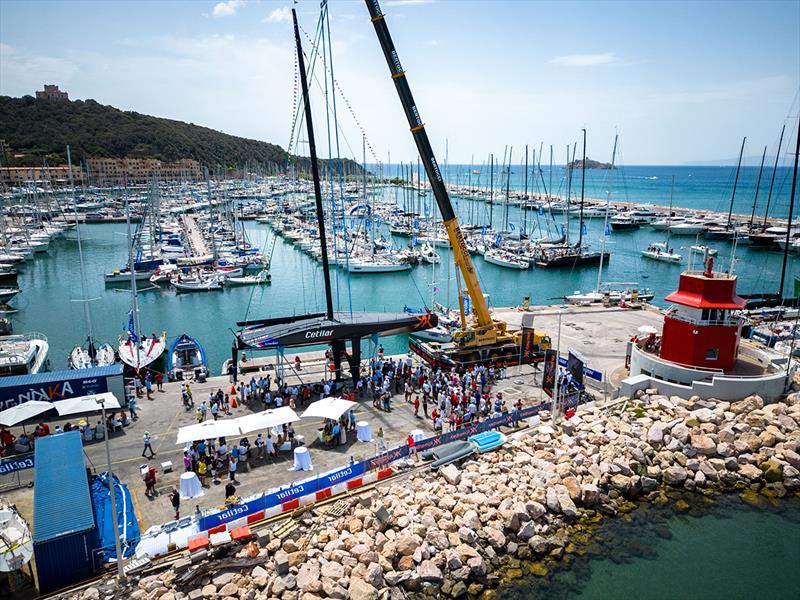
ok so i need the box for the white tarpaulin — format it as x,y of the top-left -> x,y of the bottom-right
55,393 -> 122,416
301,397 -> 357,421
176,419 -> 242,445
237,407 -> 300,434
0,400 -> 55,426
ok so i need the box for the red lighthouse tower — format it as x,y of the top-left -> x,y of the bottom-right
659,257 -> 746,371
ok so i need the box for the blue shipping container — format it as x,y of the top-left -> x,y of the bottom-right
33,431 -> 99,593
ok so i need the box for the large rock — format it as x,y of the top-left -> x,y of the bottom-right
690,434 -> 717,457
349,577 -> 378,600
760,459 -> 784,483
417,560 -> 444,584
689,408 -> 720,425
364,562 -> 385,588
440,464 -> 461,486
784,449 -> 800,470
320,561 -> 345,580
671,423 -> 690,444
663,465 -> 688,486
730,395 -> 764,415
484,527 -> 506,549
296,562 -> 321,593
395,534 -> 421,556
581,483 -> 600,506
516,521 -> 537,542
647,423 -> 665,446
557,492 -> 578,518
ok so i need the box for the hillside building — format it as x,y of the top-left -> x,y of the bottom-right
35,85 -> 69,101
86,158 -> 202,184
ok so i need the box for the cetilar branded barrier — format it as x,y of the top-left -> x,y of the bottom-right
197,402 -> 552,531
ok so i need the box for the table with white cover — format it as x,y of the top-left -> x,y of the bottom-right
356,421 -> 372,442
179,471 -> 203,499
292,446 -> 313,471
409,429 -> 425,443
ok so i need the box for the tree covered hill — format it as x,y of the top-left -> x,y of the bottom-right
0,94 -> 292,169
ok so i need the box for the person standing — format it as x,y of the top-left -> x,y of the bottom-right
155,371 -> 163,392
128,396 -> 138,421
228,454 -> 238,482
169,487 -> 180,519
144,371 -> 153,399
142,431 -> 155,458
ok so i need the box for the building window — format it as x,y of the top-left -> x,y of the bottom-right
706,348 -> 719,361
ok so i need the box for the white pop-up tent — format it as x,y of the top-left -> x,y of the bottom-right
237,406 -> 300,434
54,392 -> 122,417
176,418 -> 242,445
0,400 -> 55,426
301,397 -> 357,421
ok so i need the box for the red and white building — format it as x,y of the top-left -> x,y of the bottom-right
624,258 -> 791,402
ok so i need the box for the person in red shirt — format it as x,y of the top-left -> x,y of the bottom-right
431,408 -> 439,427
413,396 -> 420,417
406,434 -> 417,460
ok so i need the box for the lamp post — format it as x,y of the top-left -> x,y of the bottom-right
98,397 -> 126,581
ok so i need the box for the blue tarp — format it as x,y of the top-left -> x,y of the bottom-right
90,472 -> 140,561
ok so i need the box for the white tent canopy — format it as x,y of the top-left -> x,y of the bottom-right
55,393 -> 122,417
0,400 -> 55,426
237,407 -> 300,434
301,397 -> 357,421
176,419 -> 242,445
637,325 -> 658,335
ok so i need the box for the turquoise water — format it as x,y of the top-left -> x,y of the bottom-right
381,164 -> 796,220
8,174 -> 799,373
503,495 -> 800,600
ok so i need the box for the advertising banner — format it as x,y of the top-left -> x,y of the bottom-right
542,349 -> 557,397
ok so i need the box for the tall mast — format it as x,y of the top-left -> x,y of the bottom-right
523,145 -> 528,234
596,134 -> 617,292
748,146 -> 768,229
504,147 -> 513,231
293,8 -> 334,319
764,124 -> 787,228
205,168 -> 217,261
578,129 -> 587,248
68,146 -> 95,349
124,183 -> 141,368
778,120 -> 800,300
727,136 -> 746,229
489,153 -> 494,230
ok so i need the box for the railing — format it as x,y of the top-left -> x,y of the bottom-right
665,312 -> 739,328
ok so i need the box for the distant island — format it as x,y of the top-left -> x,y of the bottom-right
0,89 -> 362,178
566,157 -> 615,170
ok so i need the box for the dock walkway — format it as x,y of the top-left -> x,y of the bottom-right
183,215 -> 209,257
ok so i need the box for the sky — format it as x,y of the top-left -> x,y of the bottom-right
1,0 -> 798,165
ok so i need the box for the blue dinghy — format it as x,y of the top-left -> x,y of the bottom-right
90,472 -> 140,562
468,430 -> 507,453
167,333 -> 209,381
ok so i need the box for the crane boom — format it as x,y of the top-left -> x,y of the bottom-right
365,0 -> 496,338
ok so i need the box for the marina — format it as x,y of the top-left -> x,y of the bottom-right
0,0 -> 798,598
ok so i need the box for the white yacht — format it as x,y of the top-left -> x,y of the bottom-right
484,249 -> 529,269
0,332 -> 49,376
642,242 -> 682,263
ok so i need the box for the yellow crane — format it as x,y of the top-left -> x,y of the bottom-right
365,0 -> 551,367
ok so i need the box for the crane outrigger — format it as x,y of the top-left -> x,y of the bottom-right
365,0 -> 550,367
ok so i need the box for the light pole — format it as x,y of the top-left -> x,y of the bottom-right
553,311 -> 563,424
98,397 -> 126,581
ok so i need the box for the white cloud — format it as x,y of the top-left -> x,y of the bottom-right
212,0 -> 244,18
263,6 -> 291,24
383,0 -> 434,6
550,52 -> 618,67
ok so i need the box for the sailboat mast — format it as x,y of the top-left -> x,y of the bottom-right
489,154 -> 494,230
293,7 -> 334,319
124,185 -> 141,366
764,124 -> 787,228
727,137 -> 746,228
596,133 -> 618,292
748,146 -> 768,229
778,121 -> 800,300
504,147 -> 513,231
578,129 -> 587,248
523,145 -> 528,234
67,146 -> 94,346
205,168 -> 217,261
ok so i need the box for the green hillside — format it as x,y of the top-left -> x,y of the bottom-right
0,94 -> 296,170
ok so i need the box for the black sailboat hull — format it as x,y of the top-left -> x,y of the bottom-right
236,311 -> 438,350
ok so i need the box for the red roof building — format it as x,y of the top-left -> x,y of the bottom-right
660,259 -> 745,371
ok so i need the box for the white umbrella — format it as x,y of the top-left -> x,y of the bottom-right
0,400 -> 55,426
301,397 -> 357,421
237,406 -> 300,434
637,325 -> 658,335
176,419 -> 242,445
54,392 -> 122,416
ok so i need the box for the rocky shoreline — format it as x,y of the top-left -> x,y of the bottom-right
72,389 -> 800,600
